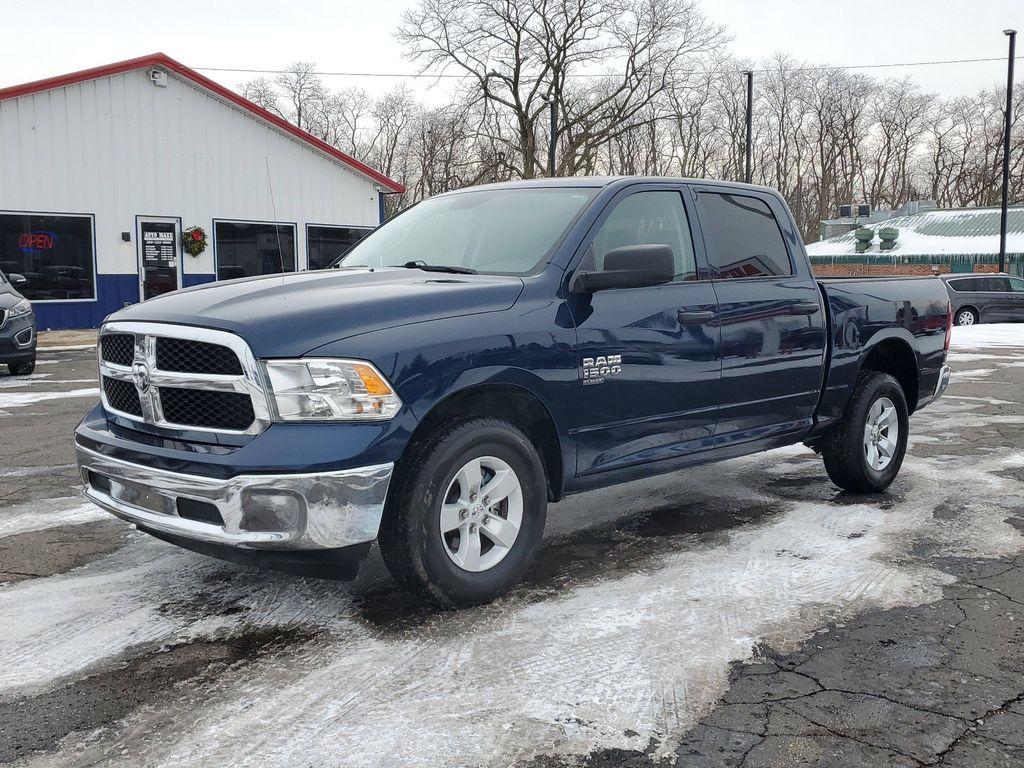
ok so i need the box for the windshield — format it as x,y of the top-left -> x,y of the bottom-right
339,187 -> 597,275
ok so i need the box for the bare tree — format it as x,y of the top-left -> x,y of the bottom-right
397,0 -> 724,178
240,78 -> 284,116
274,62 -> 327,132
235,41 -> 1024,241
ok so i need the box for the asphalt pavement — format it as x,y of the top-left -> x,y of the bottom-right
1,329 -> 1022,767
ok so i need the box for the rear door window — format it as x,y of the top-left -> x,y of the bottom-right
948,278 -> 978,292
696,192 -> 793,279
978,277 -> 1010,292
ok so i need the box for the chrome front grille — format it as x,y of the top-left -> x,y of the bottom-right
155,337 -> 243,375
0,308 -> 7,330
159,387 -> 255,431
98,322 -> 271,435
100,333 -> 134,366
103,376 -> 143,417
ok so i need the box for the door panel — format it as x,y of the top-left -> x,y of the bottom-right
712,278 -> 826,435
1008,277 -> 1024,321
567,187 -> 722,476
691,188 -> 826,438
987,277 -> 1014,321
572,283 -> 722,474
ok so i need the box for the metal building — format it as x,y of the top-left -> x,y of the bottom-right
806,206 -> 1024,277
0,53 -> 403,330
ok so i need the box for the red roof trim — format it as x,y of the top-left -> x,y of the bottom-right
0,53 -> 405,193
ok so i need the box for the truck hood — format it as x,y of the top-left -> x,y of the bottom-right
109,268 -> 525,357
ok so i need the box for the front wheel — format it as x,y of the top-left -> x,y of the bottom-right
8,357 -> 35,376
820,371 -> 909,493
378,418 -> 548,606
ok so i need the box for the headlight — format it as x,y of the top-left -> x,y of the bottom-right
263,358 -> 402,421
8,299 -> 32,318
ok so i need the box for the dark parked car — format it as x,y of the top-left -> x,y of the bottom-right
940,273 -> 1024,325
76,177 -> 951,606
0,269 -> 36,375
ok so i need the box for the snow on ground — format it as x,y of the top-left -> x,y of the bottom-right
0,388 -> 98,409
950,367 -> 995,379
0,373 -> 53,387
6,408 -> 1024,768
0,497 -> 109,539
0,376 -> 94,389
949,323 -> 1024,349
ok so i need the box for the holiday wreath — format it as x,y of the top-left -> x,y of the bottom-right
183,225 -> 207,256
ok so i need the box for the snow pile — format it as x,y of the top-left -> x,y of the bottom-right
950,323 -> 1024,350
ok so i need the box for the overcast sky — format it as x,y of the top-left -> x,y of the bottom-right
2,0 -> 1020,102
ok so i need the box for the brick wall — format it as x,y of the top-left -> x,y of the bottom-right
810,261 -> 1000,277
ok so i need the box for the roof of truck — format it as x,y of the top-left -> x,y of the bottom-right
445,176 -> 777,193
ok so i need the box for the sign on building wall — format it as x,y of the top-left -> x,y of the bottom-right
141,222 -> 176,263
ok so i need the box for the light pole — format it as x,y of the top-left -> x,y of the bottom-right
743,71 -> 754,184
999,29 -> 1016,274
543,91 -> 558,177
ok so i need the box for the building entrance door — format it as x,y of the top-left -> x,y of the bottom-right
137,217 -> 181,300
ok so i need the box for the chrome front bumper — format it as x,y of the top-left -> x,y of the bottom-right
76,446 -> 393,550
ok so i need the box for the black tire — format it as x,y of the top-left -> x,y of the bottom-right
8,357 -> 35,376
820,371 -> 909,493
954,307 -> 978,326
378,417 -> 548,606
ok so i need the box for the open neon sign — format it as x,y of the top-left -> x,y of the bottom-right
18,231 -> 57,252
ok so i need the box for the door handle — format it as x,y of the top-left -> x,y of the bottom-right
677,310 -> 716,325
789,301 -> 821,315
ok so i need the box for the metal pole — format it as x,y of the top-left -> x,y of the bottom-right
999,29 -> 1016,274
744,71 -> 754,184
549,98 -> 558,177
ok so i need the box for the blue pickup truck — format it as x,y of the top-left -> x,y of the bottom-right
75,178 -> 951,605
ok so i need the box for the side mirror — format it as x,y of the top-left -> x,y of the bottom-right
572,244 -> 675,293
9,273 -> 27,288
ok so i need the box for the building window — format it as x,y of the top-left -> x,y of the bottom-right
0,212 -> 95,301
696,193 -> 794,279
307,225 -> 372,270
214,221 -> 296,281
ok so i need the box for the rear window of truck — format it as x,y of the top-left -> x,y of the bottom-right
696,192 -> 793,280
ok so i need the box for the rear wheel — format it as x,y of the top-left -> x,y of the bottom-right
955,307 -> 978,326
821,371 -> 909,493
378,417 -> 547,606
8,357 -> 35,376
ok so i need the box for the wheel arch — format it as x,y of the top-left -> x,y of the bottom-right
406,380 -> 567,502
858,334 -> 920,414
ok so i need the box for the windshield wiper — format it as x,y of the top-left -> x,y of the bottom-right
397,260 -> 477,275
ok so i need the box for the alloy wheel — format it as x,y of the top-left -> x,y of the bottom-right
439,456 -> 524,572
863,396 -> 899,471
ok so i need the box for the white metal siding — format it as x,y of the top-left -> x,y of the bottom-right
0,68 -> 380,279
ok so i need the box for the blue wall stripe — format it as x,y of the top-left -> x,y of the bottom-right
32,273 -> 219,329
182,273 -> 216,288
32,274 -> 139,330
